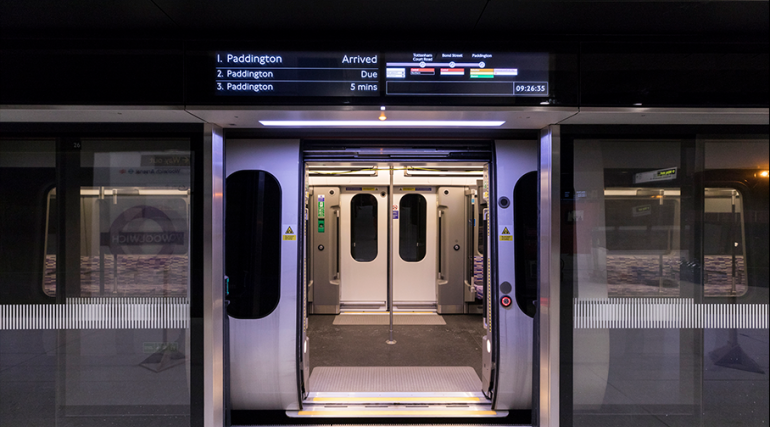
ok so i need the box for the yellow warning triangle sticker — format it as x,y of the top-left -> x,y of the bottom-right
502,227 -> 511,235
285,226 -> 294,234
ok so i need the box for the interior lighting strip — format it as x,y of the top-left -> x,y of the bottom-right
259,120 -> 505,127
311,397 -> 481,402
295,410 -> 499,417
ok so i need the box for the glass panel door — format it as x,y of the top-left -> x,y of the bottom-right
1,138 -> 194,427
566,136 -> 769,427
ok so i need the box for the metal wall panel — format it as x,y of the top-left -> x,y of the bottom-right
436,187 -> 468,313
204,124 -> 225,427
310,186 -> 341,314
538,127 -> 560,427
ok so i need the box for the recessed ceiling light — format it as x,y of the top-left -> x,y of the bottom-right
259,120 -> 505,127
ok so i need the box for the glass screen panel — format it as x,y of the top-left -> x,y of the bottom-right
225,170 -> 282,319
350,194 -> 378,262
567,137 -> 769,427
399,194 -> 427,262
704,188 -> 747,297
1,138 -> 193,427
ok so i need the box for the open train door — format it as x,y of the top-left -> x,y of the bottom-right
224,139 -> 304,411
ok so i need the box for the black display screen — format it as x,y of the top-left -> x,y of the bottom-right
215,51 -> 380,96
384,52 -> 549,97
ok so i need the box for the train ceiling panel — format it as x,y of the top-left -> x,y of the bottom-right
185,107 -> 578,129
2,106 -> 768,126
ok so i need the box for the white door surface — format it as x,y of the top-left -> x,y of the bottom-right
339,188 -> 388,306
393,190 -> 438,304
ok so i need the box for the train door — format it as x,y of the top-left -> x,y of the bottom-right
340,187 -> 389,310
224,139 -> 302,411
224,141 -> 538,423
299,160 -> 503,419
392,188 -> 437,310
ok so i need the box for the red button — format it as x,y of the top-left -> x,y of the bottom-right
501,296 -> 512,307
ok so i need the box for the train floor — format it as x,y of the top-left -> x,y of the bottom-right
307,313 -> 486,380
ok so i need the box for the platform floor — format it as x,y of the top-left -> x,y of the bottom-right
307,314 -> 486,378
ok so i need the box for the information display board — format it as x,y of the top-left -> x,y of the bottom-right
211,50 -> 550,99
215,51 -> 380,96
383,52 -> 549,97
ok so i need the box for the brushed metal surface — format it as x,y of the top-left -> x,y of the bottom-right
493,140 -> 539,410
226,139 -> 301,410
203,124 -> 225,427
538,127 -> 560,427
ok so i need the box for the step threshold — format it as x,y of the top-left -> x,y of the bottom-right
305,391 -> 489,404
287,407 -> 507,418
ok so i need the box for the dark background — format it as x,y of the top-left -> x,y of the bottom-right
1,1 -> 767,107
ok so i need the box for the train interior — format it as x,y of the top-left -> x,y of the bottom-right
300,160 -> 496,415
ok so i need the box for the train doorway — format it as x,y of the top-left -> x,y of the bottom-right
224,139 -> 537,422
298,154 -> 499,418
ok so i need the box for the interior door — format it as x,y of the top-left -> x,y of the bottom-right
339,187 -> 388,309
393,188 -> 437,308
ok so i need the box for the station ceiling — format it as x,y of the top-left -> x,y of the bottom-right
1,0 -> 768,40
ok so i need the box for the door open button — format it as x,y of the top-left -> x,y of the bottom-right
501,296 -> 512,308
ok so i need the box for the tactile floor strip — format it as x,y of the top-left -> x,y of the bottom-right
332,314 -> 446,325
309,366 -> 481,392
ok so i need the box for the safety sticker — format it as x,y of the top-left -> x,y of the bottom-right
317,194 -> 325,218
283,226 -> 297,241
499,226 -> 513,241
392,204 -> 399,219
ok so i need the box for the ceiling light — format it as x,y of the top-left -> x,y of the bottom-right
259,120 -> 505,127
760,170 -> 769,178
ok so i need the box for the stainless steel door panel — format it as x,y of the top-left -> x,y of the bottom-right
493,140 -> 538,410
226,139 -> 301,410
229,312 -> 301,409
